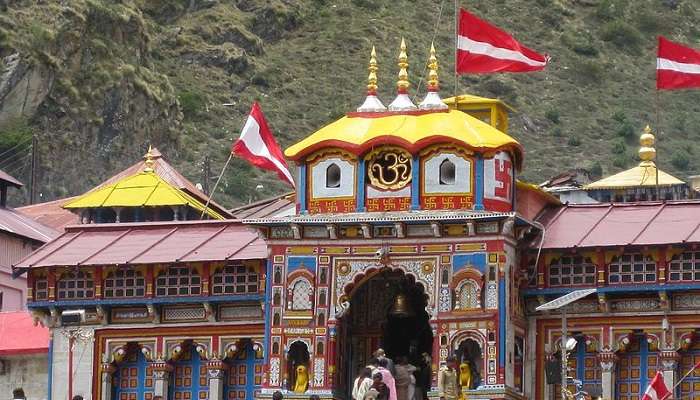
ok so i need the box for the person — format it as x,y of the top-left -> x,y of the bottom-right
394,356 -> 417,400
364,388 -> 380,400
377,358 -> 397,400
438,356 -> 459,400
415,352 -> 432,400
367,357 -> 379,375
370,372 -> 390,400
353,366 -> 375,400
375,348 -> 396,375
272,390 -> 284,400
294,364 -> 309,393
459,361 -> 472,391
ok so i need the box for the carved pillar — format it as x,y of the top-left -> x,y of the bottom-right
660,350 -> 680,390
598,351 -> 617,400
152,361 -> 173,400
206,359 -> 227,400
100,363 -> 115,400
328,323 -> 337,387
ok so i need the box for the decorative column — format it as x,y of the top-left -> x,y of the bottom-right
206,359 -> 228,400
327,324 -> 337,387
100,363 -> 115,400
660,350 -> 680,390
598,351 -> 617,400
151,361 -> 173,400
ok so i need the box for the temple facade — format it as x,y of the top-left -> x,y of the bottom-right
13,40 -> 700,400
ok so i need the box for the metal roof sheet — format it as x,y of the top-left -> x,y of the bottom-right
0,207 -> 59,243
0,311 -> 48,356
537,201 -> 700,249
13,220 -> 266,269
0,169 -> 23,188
245,209 -> 518,225
17,197 -> 80,231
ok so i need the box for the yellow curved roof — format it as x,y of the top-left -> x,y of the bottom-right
285,109 -> 522,168
584,163 -> 685,190
63,171 -> 224,219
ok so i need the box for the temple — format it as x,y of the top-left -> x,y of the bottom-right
13,40 -> 700,400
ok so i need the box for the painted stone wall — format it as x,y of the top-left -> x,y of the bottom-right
0,354 -> 48,400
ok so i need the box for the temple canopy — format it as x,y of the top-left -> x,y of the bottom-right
284,109 -> 523,168
583,165 -> 685,190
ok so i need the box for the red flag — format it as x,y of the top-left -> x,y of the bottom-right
641,372 -> 671,400
231,102 -> 295,188
457,8 -> 547,74
657,36 -> 700,90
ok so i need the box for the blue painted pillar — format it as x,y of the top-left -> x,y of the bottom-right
356,159 -> 366,212
639,337 -> 649,397
411,155 -> 420,210
498,277 -> 506,372
263,258 -> 272,365
474,155 -> 485,210
298,165 -> 307,213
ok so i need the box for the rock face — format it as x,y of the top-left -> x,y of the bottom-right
0,53 -> 53,123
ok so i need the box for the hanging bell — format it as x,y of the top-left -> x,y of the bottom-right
389,292 -> 415,318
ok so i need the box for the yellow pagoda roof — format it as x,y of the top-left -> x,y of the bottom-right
285,109 -> 523,169
583,164 -> 685,190
442,94 -> 515,111
63,171 -> 225,220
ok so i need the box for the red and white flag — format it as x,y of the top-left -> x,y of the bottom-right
641,372 -> 671,400
457,8 -> 548,74
231,102 -> 295,188
657,36 -> 700,90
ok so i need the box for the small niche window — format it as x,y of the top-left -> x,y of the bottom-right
439,159 -> 456,185
326,163 -> 341,188
57,271 -> 94,300
211,263 -> 259,295
34,277 -> 48,301
155,266 -> 201,296
104,269 -> 146,298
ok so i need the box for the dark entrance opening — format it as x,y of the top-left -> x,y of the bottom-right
341,269 -> 433,393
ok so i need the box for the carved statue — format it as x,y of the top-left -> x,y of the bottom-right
459,362 -> 472,392
293,364 -> 309,393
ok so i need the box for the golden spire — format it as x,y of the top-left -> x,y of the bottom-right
144,145 -> 155,172
427,42 -> 439,90
638,125 -> 656,166
397,37 -> 410,92
367,46 -> 379,94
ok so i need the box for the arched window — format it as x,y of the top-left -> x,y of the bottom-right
439,159 -> 456,185
609,254 -> 656,284
326,163 -> 341,188
104,269 -> 146,298
291,279 -> 313,310
454,279 -> 481,310
34,276 -> 48,301
211,263 -> 259,295
317,312 -> 325,326
57,271 -> 94,300
155,266 -> 201,296
316,341 -> 325,356
669,251 -> 700,282
318,289 -> 327,306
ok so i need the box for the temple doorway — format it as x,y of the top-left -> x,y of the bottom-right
342,269 -> 433,391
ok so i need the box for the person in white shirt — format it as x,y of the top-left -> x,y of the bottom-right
353,367 -> 375,400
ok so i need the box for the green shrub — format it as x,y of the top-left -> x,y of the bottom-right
562,32 -> 598,56
616,122 -> 635,139
0,118 -> 33,154
612,140 -> 626,154
612,110 -> 627,123
596,0 -> 624,21
589,161 -> 603,179
613,154 -> 628,169
571,60 -> 603,85
545,109 -> 561,124
568,135 -> 581,146
600,20 -> 642,49
671,151 -> 690,170
552,127 -> 562,137
178,90 -> 205,120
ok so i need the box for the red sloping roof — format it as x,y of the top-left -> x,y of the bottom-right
17,197 -> 80,232
537,201 -> 700,249
229,192 -> 296,219
0,207 -> 59,243
0,312 -> 49,356
0,169 -> 23,188
13,220 -> 266,269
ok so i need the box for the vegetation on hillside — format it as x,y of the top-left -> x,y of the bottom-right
1,0 -> 699,207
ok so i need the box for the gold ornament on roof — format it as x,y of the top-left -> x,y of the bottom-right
397,38 -> 410,91
367,46 -> 379,94
638,125 -> 656,166
366,147 -> 412,190
427,43 -> 439,89
144,145 -> 155,172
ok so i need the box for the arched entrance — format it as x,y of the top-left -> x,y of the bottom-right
341,268 -> 433,392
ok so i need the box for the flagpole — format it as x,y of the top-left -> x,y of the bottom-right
200,153 -> 233,219
659,362 -> 700,400
454,0 -> 458,98
655,89 -> 661,201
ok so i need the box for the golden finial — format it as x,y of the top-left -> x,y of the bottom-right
397,37 -> 410,92
144,145 -> 155,172
367,46 -> 379,94
638,125 -> 656,165
427,42 -> 439,90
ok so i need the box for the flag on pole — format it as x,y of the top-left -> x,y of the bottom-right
657,36 -> 700,90
641,371 -> 671,400
456,8 -> 548,74
231,102 -> 295,188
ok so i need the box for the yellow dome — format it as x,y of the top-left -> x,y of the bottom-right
285,109 -> 523,169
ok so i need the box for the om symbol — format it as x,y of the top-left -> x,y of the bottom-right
367,148 -> 412,190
